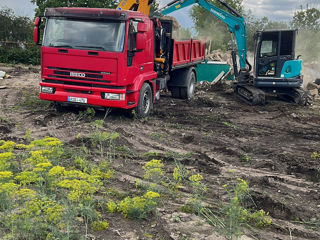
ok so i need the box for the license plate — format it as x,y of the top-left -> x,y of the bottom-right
67,96 -> 87,103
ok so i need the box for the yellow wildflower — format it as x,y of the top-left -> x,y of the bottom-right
31,137 -> 62,149
43,203 -> 64,224
144,191 -> 160,199
91,220 -> 109,231
189,174 -> 203,182
57,179 -> 98,202
25,150 -> 50,165
48,166 -> 65,177
0,171 -> 13,180
0,182 -> 19,196
63,169 -> 88,179
143,159 -> 164,180
15,188 -> 37,200
15,144 -> 30,149
15,171 -> 39,185
104,169 -> 114,179
0,141 -> 15,151
0,152 -> 15,170
36,162 -> 52,169
173,167 -> 182,182
106,200 -> 117,213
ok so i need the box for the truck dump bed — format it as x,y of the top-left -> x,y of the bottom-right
172,39 -> 205,69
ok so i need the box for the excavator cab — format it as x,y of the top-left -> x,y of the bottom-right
254,30 -> 303,89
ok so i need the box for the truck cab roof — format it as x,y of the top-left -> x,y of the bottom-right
44,7 -> 148,20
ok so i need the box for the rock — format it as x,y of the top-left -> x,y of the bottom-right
291,113 -> 298,118
0,71 -> 5,79
309,89 -> 319,97
240,236 -> 256,240
306,82 -> 320,90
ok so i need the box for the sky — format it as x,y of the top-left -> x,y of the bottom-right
0,0 -> 319,27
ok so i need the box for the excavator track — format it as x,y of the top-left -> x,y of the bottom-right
234,84 -> 266,106
279,88 -> 313,106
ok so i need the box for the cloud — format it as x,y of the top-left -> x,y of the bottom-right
243,0 -> 320,21
0,0 -> 36,18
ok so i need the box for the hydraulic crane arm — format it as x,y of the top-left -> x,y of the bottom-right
160,0 -> 247,72
117,0 -> 153,16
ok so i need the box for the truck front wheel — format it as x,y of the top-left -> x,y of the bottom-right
135,83 -> 153,118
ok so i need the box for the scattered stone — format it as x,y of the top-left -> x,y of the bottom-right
240,235 -> 256,240
291,113 -> 298,118
306,82 -> 320,90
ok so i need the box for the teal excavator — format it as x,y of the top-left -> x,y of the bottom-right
159,0 -> 310,105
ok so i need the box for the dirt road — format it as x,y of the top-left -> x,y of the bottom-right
0,64 -> 319,239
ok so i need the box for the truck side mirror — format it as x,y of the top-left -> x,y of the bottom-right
33,17 -> 41,45
136,33 -> 146,50
137,22 -> 147,32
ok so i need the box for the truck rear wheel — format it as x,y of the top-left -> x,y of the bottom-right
180,70 -> 195,99
169,68 -> 196,100
135,83 -> 153,118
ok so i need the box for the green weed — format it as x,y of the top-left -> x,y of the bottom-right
76,107 -> 96,122
149,132 -> 163,140
240,155 -> 251,163
200,178 -> 272,238
222,121 -> 238,129
19,90 -> 50,111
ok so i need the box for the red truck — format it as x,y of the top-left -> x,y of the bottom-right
34,8 -> 205,117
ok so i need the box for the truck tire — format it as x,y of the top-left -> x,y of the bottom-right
169,68 -> 196,100
180,70 -> 195,99
135,83 -> 153,118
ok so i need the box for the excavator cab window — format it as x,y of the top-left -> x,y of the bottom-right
260,33 -> 278,58
256,31 -> 279,77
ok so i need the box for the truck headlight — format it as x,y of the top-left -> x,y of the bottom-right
41,86 -> 55,94
103,93 -> 125,101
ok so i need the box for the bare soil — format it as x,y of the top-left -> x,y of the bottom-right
1,63 -> 320,240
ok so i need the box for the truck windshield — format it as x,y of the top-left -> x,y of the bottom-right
43,18 -> 126,52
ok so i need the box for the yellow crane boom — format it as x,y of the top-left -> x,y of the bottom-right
116,0 -> 153,16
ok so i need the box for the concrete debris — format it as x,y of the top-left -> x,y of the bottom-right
206,49 -> 233,65
307,79 -> 320,99
0,71 -> 11,79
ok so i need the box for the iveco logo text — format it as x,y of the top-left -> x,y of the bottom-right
70,72 -> 86,77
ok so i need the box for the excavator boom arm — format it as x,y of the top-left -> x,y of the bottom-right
160,0 -> 247,70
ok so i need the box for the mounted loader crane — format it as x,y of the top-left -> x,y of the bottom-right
117,0 -> 154,16
160,0 -> 310,105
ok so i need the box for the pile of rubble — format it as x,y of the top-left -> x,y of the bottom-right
307,79 -> 320,99
206,49 -> 233,64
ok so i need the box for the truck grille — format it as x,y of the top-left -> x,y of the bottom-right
42,79 -> 124,89
47,67 -> 111,83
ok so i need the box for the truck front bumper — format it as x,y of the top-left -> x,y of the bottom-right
39,82 -> 132,109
